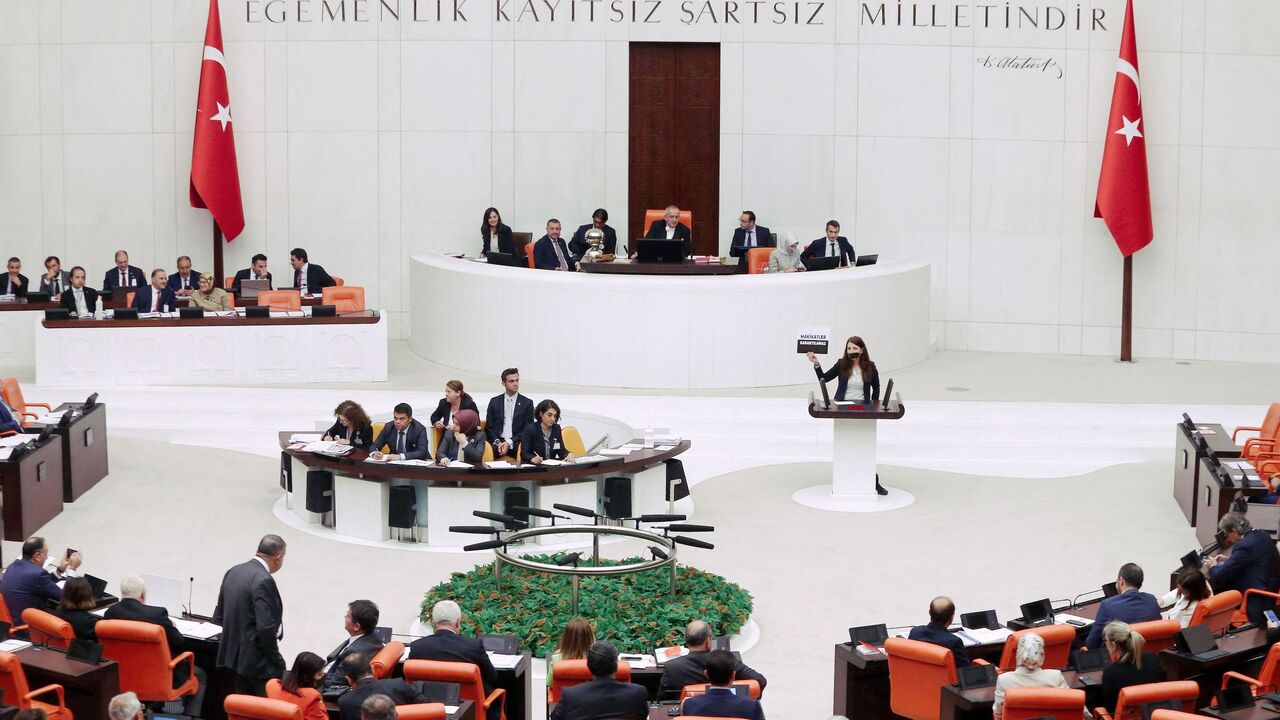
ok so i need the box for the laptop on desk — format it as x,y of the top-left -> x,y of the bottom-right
805,255 -> 840,272
636,239 -> 685,264
1175,623 -> 1229,660
855,254 -> 878,267
239,278 -> 271,299
485,251 -> 522,268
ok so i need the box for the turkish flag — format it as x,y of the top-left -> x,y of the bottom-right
189,0 -> 245,241
1094,0 -> 1152,258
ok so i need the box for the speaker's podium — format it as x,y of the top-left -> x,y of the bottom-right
793,380 -> 911,512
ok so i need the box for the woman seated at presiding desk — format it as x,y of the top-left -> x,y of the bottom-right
54,577 -> 100,642
323,400 -> 373,449
431,380 -> 479,432
436,409 -> 486,467
767,234 -> 807,273
519,399 -> 575,465
1100,620 -> 1165,714
267,651 -> 328,720
189,272 -> 234,311
992,633 -> 1068,719
479,207 -> 515,257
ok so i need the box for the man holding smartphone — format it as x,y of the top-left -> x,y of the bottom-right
43,546 -> 84,580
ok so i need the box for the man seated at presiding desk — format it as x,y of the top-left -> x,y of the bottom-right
568,208 -> 618,258
168,255 -> 201,297
534,219 -> 578,271
645,204 -> 693,258
337,653 -> 428,720
4,257 -> 28,296
1,536 -> 78,624
131,269 -> 178,313
289,247 -> 336,295
408,600 -> 499,720
40,255 -> 72,296
681,649 -> 766,720
550,641 -> 649,720
232,253 -> 273,295
369,403 -> 431,462
103,249 -> 147,291
105,575 -> 207,717
486,368 -> 534,459
907,596 -> 971,667
800,220 -> 856,268
1083,562 -> 1160,650
657,619 -> 767,699
59,266 -> 98,318
1206,512 -> 1280,624
320,599 -> 384,694
728,211 -> 774,265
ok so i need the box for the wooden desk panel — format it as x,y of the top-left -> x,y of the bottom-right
0,435 -> 65,541
578,260 -> 738,275
16,646 -> 120,720
833,639 -> 1008,720
26,403 -> 109,502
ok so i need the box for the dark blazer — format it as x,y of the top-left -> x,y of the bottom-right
320,632 -> 383,691
430,397 -> 480,428
801,236 -> 856,268
59,287 -> 99,317
682,686 -> 766,720
907,622 -> 971,668
533,235 -> 579,271
212,558 -> 285,681
1211,529 -> 1280,624
0,402 -> 20,434
54,608 -> 99,643
436,429 -> 487,465
39,271 -> 72,296
104,597 -> 191,686
568,223 -> 618,257
1084,589 -> 1162,649
290,264 -> 336,293
1101,652 -> 1164,713
657,650 -> 767,699
324,420 -> 373,450
1,559 -> 63,624
481,224 -> 515,256
518,423 -> 568,464
3,274 -> 28,297
168,272 -> 202,292
337,677 -> 425,720
645,219 -> 693,258
370,419 -> 430,461
484,393 -> 535,447
814,360 -> 880,404
231,269 -> 273,295
550,677 -> 649,720
407,630 -> 498,719
103,265 -> 147,290
729,226 -> 775,260
131,285 -> 178,313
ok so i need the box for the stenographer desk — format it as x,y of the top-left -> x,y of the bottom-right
0,432 -> 64,541
25,402 -> 109,502
1173,421 -> 1242,529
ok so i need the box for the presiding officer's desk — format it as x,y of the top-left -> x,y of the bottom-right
34,309 -> 388,387
411,251 -> 930,390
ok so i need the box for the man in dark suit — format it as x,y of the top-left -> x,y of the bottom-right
106,575 -> 206,716
1209,512 -> 1280,624
131,269 -> 178,313
232,254 -> 273,295
728,211 -> 774,265
645,205 -> 693,258
212,534 -> 287,696
289,248 -> 336,295
681,650 -> 765,720
485,368 -> 534,458
4,257 -> 28,296
568,208 -> 618,258
59,266 -> 98,318
337,654 -> 426,720
369,403 -> 431,462
800,220 -> 856,268
38,256 -> 72,296
1084,563 -> 1161,649
102,249 -> 147,291
534,219 -> 578,271
168,256 -> 201,297
907,596 -> 970,668
657,620 -> 767,700
551,641 -> 648,720
1,537 -> 66,627
407,600 -> 499,720
320,599 -> 384,693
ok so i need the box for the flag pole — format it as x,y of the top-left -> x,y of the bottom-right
1120,255 -> 1132,362
213,220 -> 224,282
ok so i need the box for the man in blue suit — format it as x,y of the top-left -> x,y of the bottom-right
533,219 -> 577,272
800,220 -> 856,268
908,596 -> 970,667
131,269 -> 178,313
102,249 -> 147,291
369,403 -> 430,461
1084,563 -> 1161,649
1209,512 -> 1280,625
1,537 -> 70,627
682,650 -> 766,719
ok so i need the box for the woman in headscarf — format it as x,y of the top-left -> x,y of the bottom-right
435,408 -> 485,466
767,232 -> 806,273
189,272 -> 234,310
992,633 -> 1070,719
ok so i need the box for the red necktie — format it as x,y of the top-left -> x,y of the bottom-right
295,268 -> 302,287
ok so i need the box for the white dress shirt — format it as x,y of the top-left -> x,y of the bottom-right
664,225 -> 676,239
502,393 -> 516,442
71,288 -> 89,316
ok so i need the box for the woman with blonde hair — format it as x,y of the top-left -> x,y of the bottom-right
992,632 -> 1069,718
547,617 -> 596,688
1101,620 -> 1165,713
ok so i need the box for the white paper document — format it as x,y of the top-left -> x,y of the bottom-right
599,448 -> 633,456
170,617 -> 223,640
573,455 -> 611,464
486,461 -> 515,469
1053,613 -> 1093,627
957,627 -> 1014,645
290,433 -> 323,443
486,652 -> 522,669
540,459 -> 567,466
301,441 -> 352,455
0,640 -> 32,653
388,459 -> 434,467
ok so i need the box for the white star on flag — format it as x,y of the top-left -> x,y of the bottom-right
210,101 -> 233,132
1114,115 -> 1143,146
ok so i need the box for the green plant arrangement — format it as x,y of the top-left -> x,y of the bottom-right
421,554 -> 752,656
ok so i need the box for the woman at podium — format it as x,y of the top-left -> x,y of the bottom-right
807,336 -> 885,495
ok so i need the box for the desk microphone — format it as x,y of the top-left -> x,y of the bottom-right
586,434 -> 609,454
1070,589 -> 1104,609
648,546 -> 669,561
187,576 -> 194,616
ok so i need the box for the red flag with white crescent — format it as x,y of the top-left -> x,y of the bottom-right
189,0 -> 245,241
1094,0 -> 1152,257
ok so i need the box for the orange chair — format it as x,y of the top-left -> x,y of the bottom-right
370,640 -> 405,679
1130,619 -> 1182,653
404,660 -> 505,720
1233,589 -> 1280,628
680,679 -> 761,702
256,290 -> 302,311
0,651 -> 72,719
321,286 -> 365,314
96,619 -> 199,703
746,247 -> 772,274
524,244 -> 536,269
224,694 -> 303,720
643,209 -> 694,236
125,291 -> 136,308
1094,680 -> 1199,720
22,609 -> 73,650
395,705 -> 446,720
548,660 -> 632,702
1001,687 -> 1085,720
224,276 -> 235,290
884,637 -> 957,720
1221,641 -> 1280,695
1189,589 -> 1242,634
1234,403 -> 1280,465
996,625 -> 1076,671
0,596 -> 27,637
1,377 -> 52,429
1150,712 -> 1208,720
